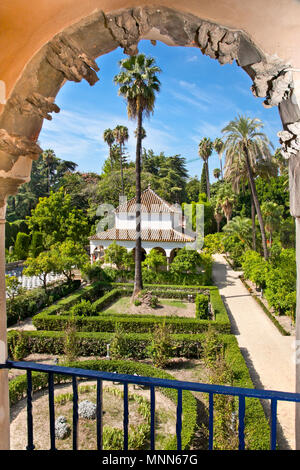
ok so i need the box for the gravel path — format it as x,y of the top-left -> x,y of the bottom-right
212,254 -> 296,450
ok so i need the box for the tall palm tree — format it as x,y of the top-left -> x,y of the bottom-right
198,137 -> 213,199
213,137 -> 224,179
225,149 -> 277,252
103,128 -> 115,171
114,54 -> 161,297
261,201 -> 284,246
113,125 -> 129,196
222,115 -> 273,260
216,183 -> 236,224
213,168 -> 221,180
134,126 -> 147,141
42,149 -> 56,195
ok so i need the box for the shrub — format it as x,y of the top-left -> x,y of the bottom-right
147,322 -> 173,367
13,232 -> 31,260
195,293 -> 209,319
63,322 -> 79,363
242,250 -> 269,289
203,233 -> 225,255
6,280 -> 81,326
69,299 -> 97,317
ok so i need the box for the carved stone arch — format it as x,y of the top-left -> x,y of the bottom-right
0,5 -> 299,208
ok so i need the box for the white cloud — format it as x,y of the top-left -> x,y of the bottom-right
39,107 -> 177,171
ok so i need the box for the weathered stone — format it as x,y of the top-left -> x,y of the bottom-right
8,93 -> 60,120
197,22 -> 210,49
289,153 -> 300,217
46,35 -> 99,85
279,97 -> 300,125
277,130 -> 293,142
287,121 -> 300,136
237,34 -> 263,66
0,129 -> 42,159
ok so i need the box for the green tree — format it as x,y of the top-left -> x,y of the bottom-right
103,128 -> 115,171
198,137 -> 213,199
114,53 -> 161,297
213,137 -> 225,179
142,249 -> 167,272
216,183 -> 237,224
170,248 -> 202,274
13,232 -> 31,260
213,168 -> 221,180
50,240 -> 89,283
261,201 -> 284,245
113,125 -> 129,196
222,115 -> 273,260
24,251 -> 57,291
104,242 -> 128,269
27,188 -> 89,249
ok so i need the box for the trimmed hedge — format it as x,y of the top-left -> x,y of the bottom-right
8,359 -> 197,450
7,335 -> 269,449
32,284 -> 231,334
7,280 -> 81,327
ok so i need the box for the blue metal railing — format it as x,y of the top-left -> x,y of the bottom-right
2,360 -> 300,450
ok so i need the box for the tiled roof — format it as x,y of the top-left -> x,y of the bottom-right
89,227 -> 195,243
115,186 -> 181,214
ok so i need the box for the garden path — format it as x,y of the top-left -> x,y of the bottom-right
212,254 -> 295,450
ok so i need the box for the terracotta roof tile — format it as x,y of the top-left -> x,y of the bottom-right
115,187 -> 181,214
89,227 -> 195,243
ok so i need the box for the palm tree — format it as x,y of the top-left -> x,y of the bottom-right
198,137 -> 213,199
103,128 -> 115,171
216,183 -> 236,223
42,149 -> 56,195
213,137 -> 224,179
114,54 -> 161,297
261,201 -> 284,246
213,168 -> 221,180
224,151 -> 277,252
223,216 -> 253,250
222,115 -> 273,260
214,205 -> 223,232
134,126 -> 147,141
113,125 -> 129,196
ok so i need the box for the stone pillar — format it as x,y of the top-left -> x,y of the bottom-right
0,203 -> 9,450
166,257 -> 170,271
289,153 -> 300,450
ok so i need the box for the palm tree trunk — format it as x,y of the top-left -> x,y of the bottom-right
109,144 -> 113,171
250,193 -> 256,251
205,161 -> 210,200
244,145 -> 268,259
120,144 -> 124,196
219,156 -> 223,180
133,107 -> 143,297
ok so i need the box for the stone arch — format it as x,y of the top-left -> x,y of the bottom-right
1,3 -> 300,450
0,5 -> 299,207
170,247 -> 181,264
151,247 -> 167,257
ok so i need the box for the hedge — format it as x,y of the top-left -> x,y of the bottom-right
7,280 -> 81,327
7,335 -> 269,449
8,359 -> 197,450
32,285 -> 231,334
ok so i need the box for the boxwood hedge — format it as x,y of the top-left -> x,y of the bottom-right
32,284 -> 231,334
8,359 -> 197,450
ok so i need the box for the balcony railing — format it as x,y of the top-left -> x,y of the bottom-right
2,360 -> 300,451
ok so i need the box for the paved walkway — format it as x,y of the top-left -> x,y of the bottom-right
212,254 -> 296,450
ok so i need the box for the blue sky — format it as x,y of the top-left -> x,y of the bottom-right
39,39 -> 282,181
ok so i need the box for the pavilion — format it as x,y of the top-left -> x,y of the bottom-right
89,186 -> 195,269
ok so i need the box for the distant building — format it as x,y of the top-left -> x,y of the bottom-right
89,185 -> 195,269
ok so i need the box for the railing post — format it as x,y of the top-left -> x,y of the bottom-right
0,205 -> 9,450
